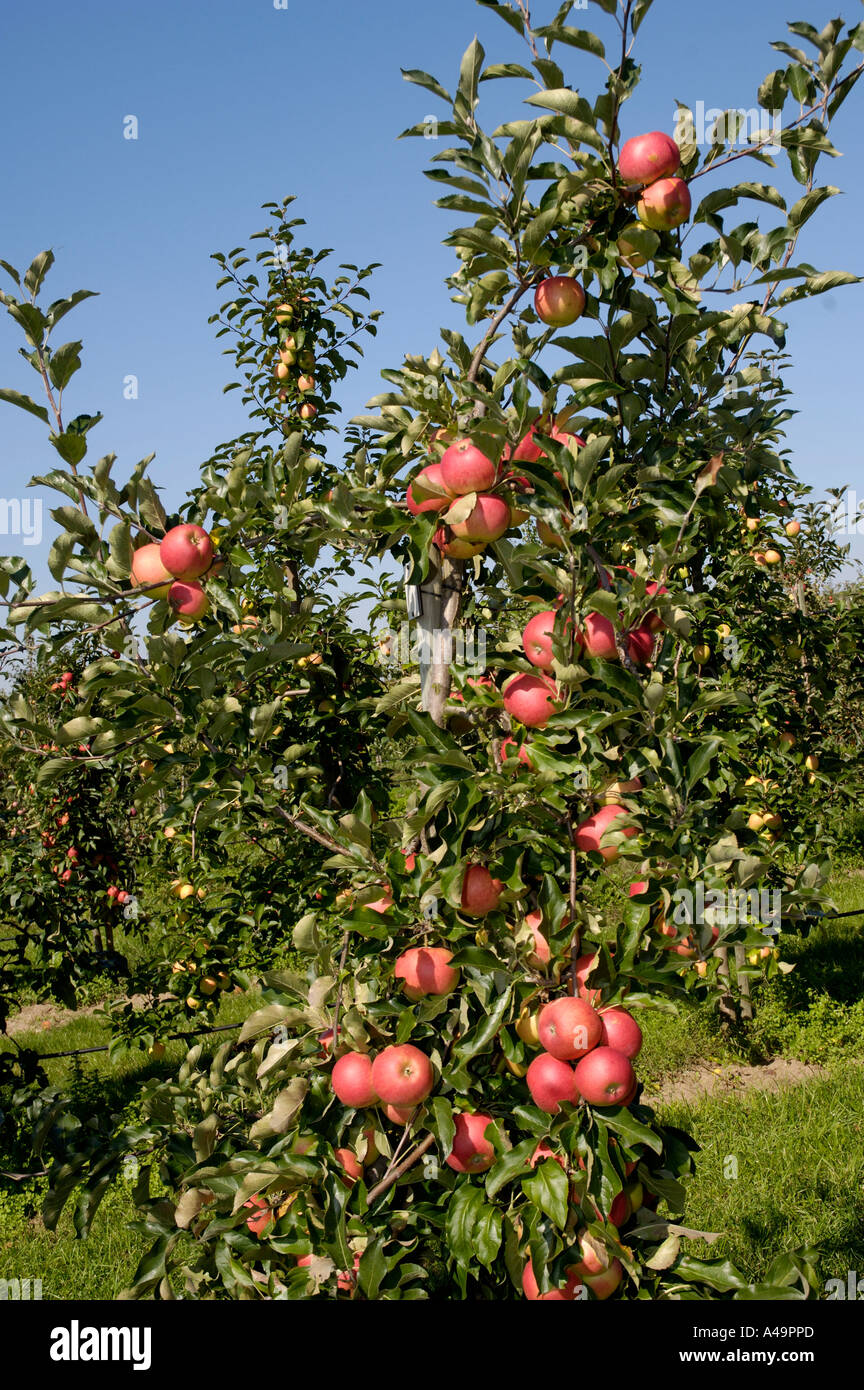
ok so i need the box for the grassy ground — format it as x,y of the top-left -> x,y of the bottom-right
656,1067 -> 864,1286
1,862 -> 863,1299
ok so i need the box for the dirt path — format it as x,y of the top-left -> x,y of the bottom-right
643,1057 -> 825,1107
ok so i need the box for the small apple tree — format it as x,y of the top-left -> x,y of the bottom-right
1,0 -> 862,1299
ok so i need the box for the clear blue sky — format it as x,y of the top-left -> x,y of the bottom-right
1,0 -> 862,580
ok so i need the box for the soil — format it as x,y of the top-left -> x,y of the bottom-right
643,1056 -> 824,1107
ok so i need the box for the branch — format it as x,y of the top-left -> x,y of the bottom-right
367,1132 -> 437,1204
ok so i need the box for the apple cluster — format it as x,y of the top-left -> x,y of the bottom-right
129,523 -> 218,626
272,298 -> 318,430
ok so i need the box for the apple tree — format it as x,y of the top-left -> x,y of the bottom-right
2,0 -> 862,1300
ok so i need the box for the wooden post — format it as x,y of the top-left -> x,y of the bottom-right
734,944 -> 753,1021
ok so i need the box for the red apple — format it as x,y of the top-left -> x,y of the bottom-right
131,542 -> 174,599
502,672 -> 560,729
446,1112 -> 496,1173
159,524 -> 214,582
499,737 -> 533,770
573,1046 -> 636,1106
167,581 -> 209,623
569,1230 -> 613,1278
299,402 -> 317,420
538,996 -> 603,1061
525,909 -> 551,967
244,1194 -> 274,1236
522,1257 -> 582,1301
522,609 -> 572,669
440,439 -> 498,496
371,1044 -> 434,1106
331,1051 -> 379,1108
384,1103 -> 416,1125
529,1141 -> 566,1171
395,946 -> 459,999
334,1148 -> 363,1186
578,611 -> 618,661
451,494 -> 511,543
406,463 -> 450,515
433,525 -> 485,560
534,277 -> 586,327
574,805 -> 637,862
618,131 -> 681,188
461,864 -> 503,916
582,1257 -> 623,1299
598,1006 -> 643,1059
627,624 -> 654,664
571,952 -> 602,1003
637,176 -> 691,231
526,1053 -> 580,1113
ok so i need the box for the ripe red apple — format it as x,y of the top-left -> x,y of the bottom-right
371,1044 -> 434,1106
526,1053 -> 580,1113
538,996 -> 603,1061
502,672 -> 560,729
573,1046 -> 636,1106
534,276 -> 586,327
406,463 -> 449,515
618,131 -> 681,187
529,1141 -> 566,1171
384,1103 -> 416,1125
525,908 -> 550,967
433,525 -> 485,559
395,946 -> 459,999
167,581 -> 209,623
637,176 -> 692,231
450,494 -> 511,543
461,863 -> 503,915
578,611 -> 618,660
331,1051 -> 379,1108
446,1112 -> 496,1173
500,736 -> 533,770
627,624 -> 654,664
569,1230 -> 613,1278
440,439 -> 498,496
522,609 -> 573,669
299,402 -> 317,420
244,1194 -> 274,1236
159,524 -> 214,582
131,542 -> 174,599
522,1257 -> 582,1301
571,952 -> 602,1003
598,1006 -> 643,1059
582,1257 -> 623,1299
334,1148 -> 363,1186
574,804 -> 637,861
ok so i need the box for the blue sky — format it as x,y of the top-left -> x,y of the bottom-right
1,0 -> 862,581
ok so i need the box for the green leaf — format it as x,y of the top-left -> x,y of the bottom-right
523,91 -> 606,149
787,186 -> 840,228
47,340 -> 83,391
535,24 -> 605,58
0,388 -> 49,423
401,68 -> 452,104
521,206 -> 561,260
458,38 -> 484,109
23,250 -> 55,296
524,1159 -> 569,1228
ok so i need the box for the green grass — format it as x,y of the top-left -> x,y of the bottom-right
656,1065 -> 864,1287
0,1179 -> 151,1301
